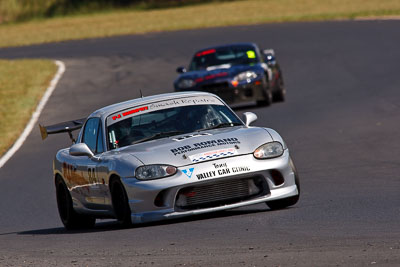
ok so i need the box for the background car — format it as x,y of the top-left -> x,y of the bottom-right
174,43 -> 286,106
40,92 -> 299,229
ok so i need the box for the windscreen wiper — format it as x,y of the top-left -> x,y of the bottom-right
198,122 -> 242,132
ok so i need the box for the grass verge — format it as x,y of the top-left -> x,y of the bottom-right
0,60 -> 57,157
0,0 -> 400,48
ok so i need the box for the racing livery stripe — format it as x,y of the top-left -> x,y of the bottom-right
107,95 -> 223,126
196,49 -> 216,57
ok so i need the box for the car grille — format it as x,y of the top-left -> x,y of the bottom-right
175,176 -> 268,211
201,82 -> 233,103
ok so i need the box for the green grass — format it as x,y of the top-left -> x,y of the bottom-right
0,0 -> 400,48
0,0 -> 224,23
0,60 -> 57,157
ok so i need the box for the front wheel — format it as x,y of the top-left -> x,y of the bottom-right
56,176 -> 96,230
266,158 -> 300,210
110,178 -> 132,227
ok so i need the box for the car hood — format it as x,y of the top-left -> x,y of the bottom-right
176,64 -> 263,82
118,126 -> 273,167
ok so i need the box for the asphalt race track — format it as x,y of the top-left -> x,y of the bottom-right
0,21 -> 399,266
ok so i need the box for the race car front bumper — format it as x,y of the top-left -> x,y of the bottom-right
199,80 -> 265,105
122,150 -> 298,224
176,77 -> 266,105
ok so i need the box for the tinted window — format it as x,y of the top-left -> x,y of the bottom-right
82,118 -> 100,153
107,104 -> 242,149
189,45 -> 259,71
96,124 -> 104,153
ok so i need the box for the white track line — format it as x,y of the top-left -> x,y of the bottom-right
0,60 -> 66,169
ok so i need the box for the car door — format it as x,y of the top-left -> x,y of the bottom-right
78,117 -> 106,209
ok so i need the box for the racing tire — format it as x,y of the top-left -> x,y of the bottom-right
266,158 -> 300,210
56,176 -> 96,230
110,178 -> 132,227
256,77 -> 273,107
273,76 -> 286,102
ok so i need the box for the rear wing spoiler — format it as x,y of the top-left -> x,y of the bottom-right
263,49 -> 275,56
39,118 -> 86,143
262,49 -> 276,66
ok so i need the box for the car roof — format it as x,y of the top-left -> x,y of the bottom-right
89,91 -> 222,120
195,42 -> 258,53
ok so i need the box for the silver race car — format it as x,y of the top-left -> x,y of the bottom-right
40,92 -> 300,229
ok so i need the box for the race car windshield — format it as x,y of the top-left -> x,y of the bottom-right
189,45 -> 259,71
107,104 -> 242,149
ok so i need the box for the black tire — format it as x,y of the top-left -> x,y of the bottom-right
55,176 -> 96,230
273,75 -> 286,102
256,76 -> 273,106
110,178 -> 132,227
266,158 -> 300,210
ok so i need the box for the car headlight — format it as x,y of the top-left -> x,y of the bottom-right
234,71 -> 258,82
177,79 -> 196,89
253,142 -> 284,159
135,165 -> 177,180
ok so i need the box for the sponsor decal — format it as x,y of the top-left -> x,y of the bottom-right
87,165 -> 99,188
172,133 -> 212,142
107,95 -> 224,125
112,114 -> 121,120
112,106 -> 148,121
196,49 -> 216,57
147,96 -> 222,110
122,106 -> 148,117
172,132 -> 212,142
63,162 -> 86,186
232,166 -> 251,173
196,170 -> 216,180
189,148 -> 237,163
212,162 -> 227,169
182,168 -> 194,178
195,162 -> 251,181
170,137 -> 240,156
62,162 -> 91,194
247,50 -> 256,59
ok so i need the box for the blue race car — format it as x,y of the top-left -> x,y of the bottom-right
174,43 -> 285,106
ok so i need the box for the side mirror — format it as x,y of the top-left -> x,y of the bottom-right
69,143 -> 94,158
176,66 -> 187,73
243,112 -> 257,127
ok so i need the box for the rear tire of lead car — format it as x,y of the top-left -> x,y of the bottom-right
110,178 -> 132,227
266,158 -> 300,210
55,176 -> 96,230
